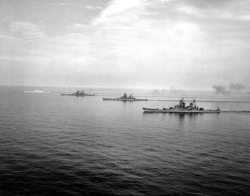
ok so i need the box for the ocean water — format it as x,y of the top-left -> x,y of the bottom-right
0,86 -> 250,195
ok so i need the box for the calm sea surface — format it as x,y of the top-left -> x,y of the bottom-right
0,86 -> 250,195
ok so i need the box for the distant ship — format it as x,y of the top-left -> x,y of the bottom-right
24,88 -> 49,93
61,90 -> 95,97
143,98 -> 220,113
103,93 -> 148,101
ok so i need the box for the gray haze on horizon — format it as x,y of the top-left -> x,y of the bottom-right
0,0 -> 250,90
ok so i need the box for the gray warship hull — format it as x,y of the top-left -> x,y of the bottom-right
103,98 -> 148,101
143,108 -> 220,113
61,94 -> 95,96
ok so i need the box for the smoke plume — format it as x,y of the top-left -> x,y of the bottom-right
229,83 -> 246,91
212,83 -> 247,94
212,85 -> 228,94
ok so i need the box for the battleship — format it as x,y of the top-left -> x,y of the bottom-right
143,98 -> 220,113
61,90 -> 95,97
103,93 -> 148,101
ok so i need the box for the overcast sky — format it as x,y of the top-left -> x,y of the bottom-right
0,0 -> 250,89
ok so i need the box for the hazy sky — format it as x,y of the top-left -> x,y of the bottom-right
0,0 -> 250,89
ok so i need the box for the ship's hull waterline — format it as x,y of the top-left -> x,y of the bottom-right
61,94 -> 95,96
103,98 -> 148,101
143,108 -> 220,113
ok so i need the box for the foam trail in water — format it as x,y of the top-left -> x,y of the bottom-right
221,111 -> 250,113
148,100 -> 250,103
